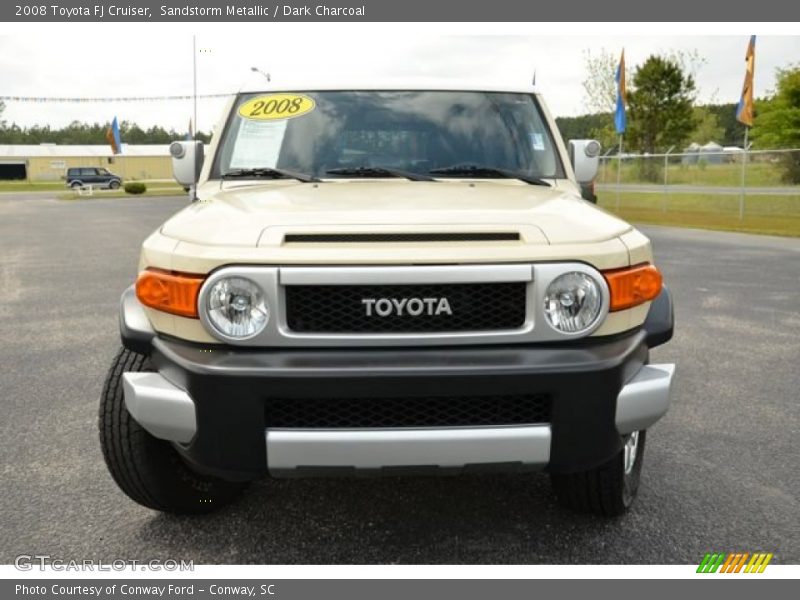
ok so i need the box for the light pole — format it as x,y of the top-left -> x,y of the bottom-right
193,35 -> 197,142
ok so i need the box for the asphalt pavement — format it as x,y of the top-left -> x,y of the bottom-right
0,194 -> 798,564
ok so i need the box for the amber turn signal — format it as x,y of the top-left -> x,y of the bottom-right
603,263 -> 663,312
135,268 -> 205,318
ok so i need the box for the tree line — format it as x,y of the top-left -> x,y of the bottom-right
556,103 -> 747,149
0,111 -> 211,145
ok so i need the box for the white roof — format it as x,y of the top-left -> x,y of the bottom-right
238,76 -> 539,95
0,144 -> 172,158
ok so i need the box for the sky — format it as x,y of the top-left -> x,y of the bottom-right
0,33 -> 798,133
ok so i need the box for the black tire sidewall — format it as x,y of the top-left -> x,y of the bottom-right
99,347 -> 246,514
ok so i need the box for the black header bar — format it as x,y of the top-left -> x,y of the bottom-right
3,0 -> 798,22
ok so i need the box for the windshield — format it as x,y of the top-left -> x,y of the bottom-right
213,91 -> 564,180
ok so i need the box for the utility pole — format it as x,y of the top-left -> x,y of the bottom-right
193,35 -> 197,142
191,35 -> 198,202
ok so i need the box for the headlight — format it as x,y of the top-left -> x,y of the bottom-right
543,272 -> 603,334
205,277 -> 269,338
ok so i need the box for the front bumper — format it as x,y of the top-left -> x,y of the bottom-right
121,324 -> 674,480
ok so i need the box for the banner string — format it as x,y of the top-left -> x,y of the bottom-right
0,93 -> 234,103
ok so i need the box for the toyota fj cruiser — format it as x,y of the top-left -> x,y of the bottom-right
99,81 -> 675,517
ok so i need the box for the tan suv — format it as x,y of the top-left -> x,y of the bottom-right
99,82 -> 675,516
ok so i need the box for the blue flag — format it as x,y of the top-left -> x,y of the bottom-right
614,50 -> 627,135
105,117 -> 122,154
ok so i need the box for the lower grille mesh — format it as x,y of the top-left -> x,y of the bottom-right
265,394 -> 551,428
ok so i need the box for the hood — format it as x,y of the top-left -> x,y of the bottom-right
160,180 -> 632,247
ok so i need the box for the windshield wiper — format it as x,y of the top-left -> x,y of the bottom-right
222,167 -> 319,183
326,166 -> 435,182
428,165 -> 551,187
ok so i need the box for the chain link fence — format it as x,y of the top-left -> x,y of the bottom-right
596,148 -> 800,222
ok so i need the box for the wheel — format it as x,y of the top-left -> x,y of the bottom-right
550,430 -> 646,517
98,347 -> 248,514
109,180 -> 121,190
70,181 -> 82,189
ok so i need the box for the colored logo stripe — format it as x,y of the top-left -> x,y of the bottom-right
697,552 -> 773,573
697,553 -> 725,573
745,553 -> 773,573
720,553 -> 748,573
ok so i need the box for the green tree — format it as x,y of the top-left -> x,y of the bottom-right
555,112 -> 612,143
690,106 -> 724,145
627,55 -> 696,181
628,55 -> 697,154
751,65 -> 800,183
706,103 -> 746,146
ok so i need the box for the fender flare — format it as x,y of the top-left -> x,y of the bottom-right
119,285 -> 155,355
643,286 -> 674,349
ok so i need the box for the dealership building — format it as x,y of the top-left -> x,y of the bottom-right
0,144 -> 174,182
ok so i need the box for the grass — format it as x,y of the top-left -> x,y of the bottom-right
0,180 -> 186,197
0,181 -> 72,192
596,160 -> 799,188
598,191 -> 800,237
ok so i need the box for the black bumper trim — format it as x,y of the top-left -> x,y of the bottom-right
147,330 -> 650,481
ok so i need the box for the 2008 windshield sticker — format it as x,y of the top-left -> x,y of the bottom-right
238,94 -> 316,121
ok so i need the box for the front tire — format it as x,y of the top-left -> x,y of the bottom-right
98,347 -> 247,514
109,180 -> 121,190
550,430 -> 646,517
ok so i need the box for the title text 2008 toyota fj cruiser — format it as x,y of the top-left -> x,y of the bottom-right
99,81 -> 675,517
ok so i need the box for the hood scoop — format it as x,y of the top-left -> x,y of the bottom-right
283,232 -> 521,243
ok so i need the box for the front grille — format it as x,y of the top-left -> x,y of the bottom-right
265,394 -> 551,428
284,232 -> 520,243
285,282 -> 527,333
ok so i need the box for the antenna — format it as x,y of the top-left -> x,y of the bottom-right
251,66 -> 271,82
532,70 -> 537,86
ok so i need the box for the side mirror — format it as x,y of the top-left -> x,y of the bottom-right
169,141 -> 204,187
568,139 -> 601,184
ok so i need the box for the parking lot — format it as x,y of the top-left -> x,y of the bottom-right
0,193 -> 798,564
